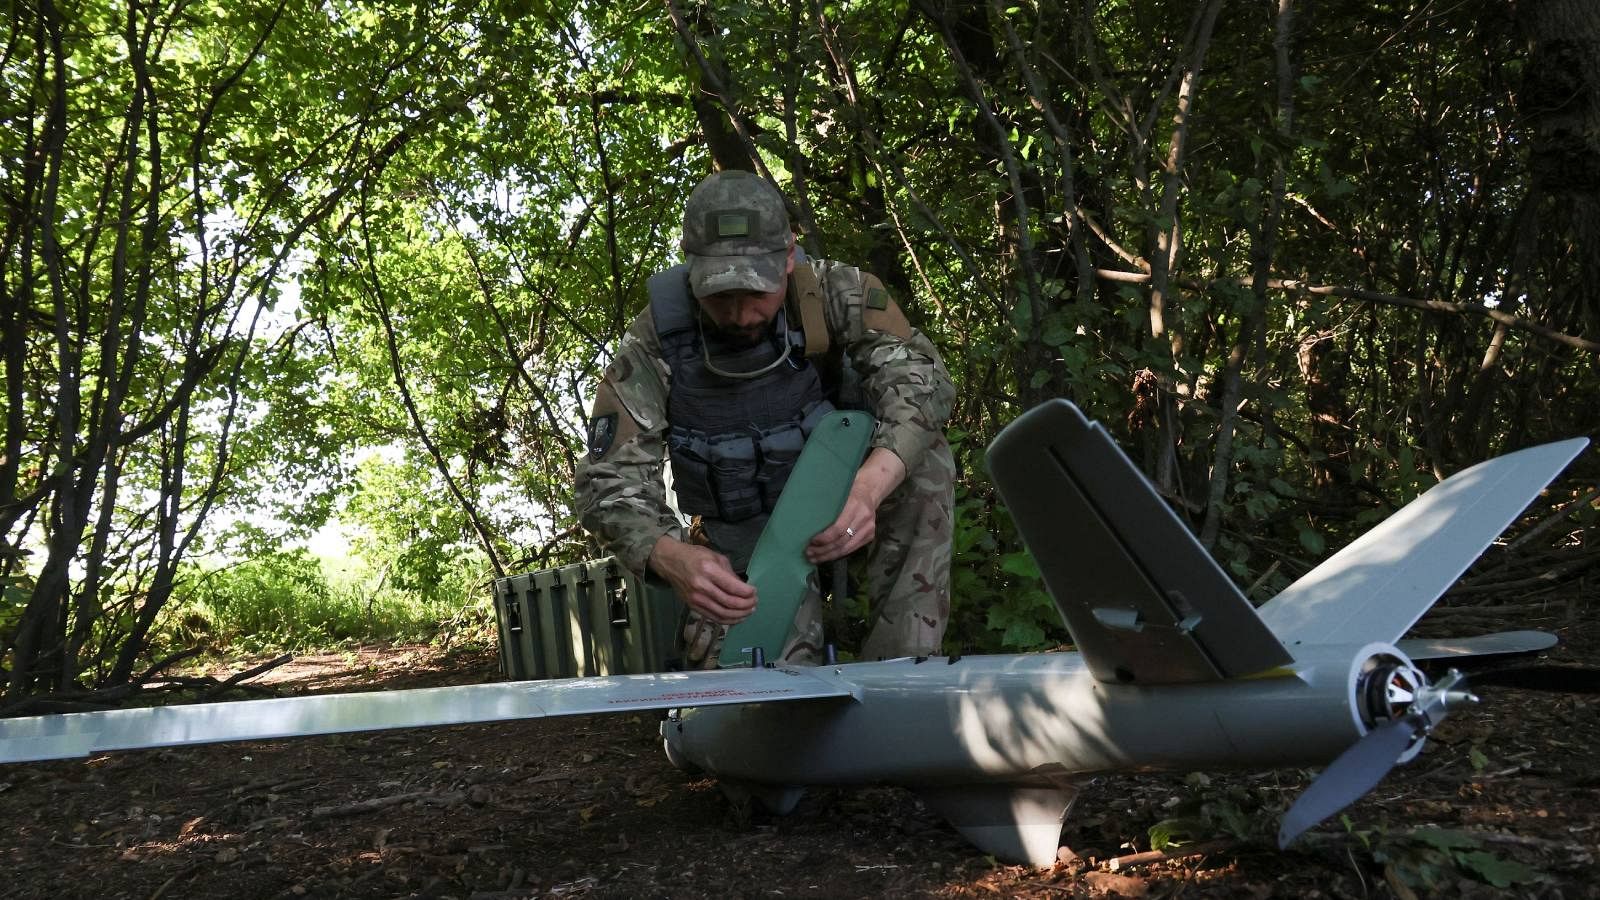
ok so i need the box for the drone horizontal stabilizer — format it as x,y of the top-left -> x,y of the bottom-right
1397,630 -> 1558,662
986,399 -> 1293,685
0,666 -> 856,765
1258,438 -> 1588,649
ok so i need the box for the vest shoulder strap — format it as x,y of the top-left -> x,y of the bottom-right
647,264 -> 696,361
792,262 -> 831,359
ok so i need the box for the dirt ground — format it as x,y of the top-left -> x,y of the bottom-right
3,589 -> 1598,900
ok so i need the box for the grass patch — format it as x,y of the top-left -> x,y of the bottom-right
159,548 -> 492,654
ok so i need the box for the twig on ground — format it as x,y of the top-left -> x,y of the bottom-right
1106,838 -> 1238,870
1502,488 -> 1600,557
147,675 -> 280,698
1448,555 -> 1598,598
136,647 -> 205,684
311,790 -> 465,819
1459,829 -> 1594,855
1423,602 -> 1569,617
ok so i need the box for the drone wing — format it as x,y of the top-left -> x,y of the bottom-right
0,666 -> 857,764
1397,630 -> 1558,661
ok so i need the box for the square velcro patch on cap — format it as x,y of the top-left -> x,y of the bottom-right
716,213 -> 751,238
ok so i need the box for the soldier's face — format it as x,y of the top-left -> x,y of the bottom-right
695,251 -> 796,348
697,284 -> 787,348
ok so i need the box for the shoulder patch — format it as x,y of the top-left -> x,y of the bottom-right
859,274 -> 913,339
587,413 -> 619,462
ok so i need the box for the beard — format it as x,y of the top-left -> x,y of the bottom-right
702,317 -> 772,351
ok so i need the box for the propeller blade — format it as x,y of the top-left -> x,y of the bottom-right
1277,715 -> 1420,848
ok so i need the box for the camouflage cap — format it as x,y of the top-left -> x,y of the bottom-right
680,171 -> 792,297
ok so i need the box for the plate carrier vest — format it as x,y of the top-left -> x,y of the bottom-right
647,263 -> 835,570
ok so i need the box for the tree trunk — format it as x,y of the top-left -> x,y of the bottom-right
1201,0 -> 1297,550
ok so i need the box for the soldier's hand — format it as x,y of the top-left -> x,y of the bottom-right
649,536 -> 757,625
807,493 -> 876,563
807,447 -> 906,564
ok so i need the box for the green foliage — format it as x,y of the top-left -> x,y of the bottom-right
0,573 -> 30,645
341,455 -> 486,597
1148,780 -> 1546,891
161,549 -> 477,654
1356,826 -> 1546,891
945,431 -> 1068,654
1148,773 -> 1278,850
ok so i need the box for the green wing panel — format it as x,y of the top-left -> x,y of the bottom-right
719,410 -> 874,667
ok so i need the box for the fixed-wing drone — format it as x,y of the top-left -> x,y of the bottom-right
0,400 -> 1586,867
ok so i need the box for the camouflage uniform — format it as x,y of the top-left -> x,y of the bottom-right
574,175 -> 955,667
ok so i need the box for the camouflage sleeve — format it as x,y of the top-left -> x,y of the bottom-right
815,261 -> 955,475
572,311 -> 682,576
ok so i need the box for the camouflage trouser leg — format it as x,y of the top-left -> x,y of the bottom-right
680,608 -> 727,670
778,576 -> 825,666
859,434 -> 955,660
781,434 -> 955,664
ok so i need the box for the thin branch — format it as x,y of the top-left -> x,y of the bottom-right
923,0 -> 1045,319
1148,0 -> 1224,356
988,0 -> 1093,299
358,190 -> 508,579
1091,269 -> 1600,354
198,652 -> 292,701
662,0 -> 772,179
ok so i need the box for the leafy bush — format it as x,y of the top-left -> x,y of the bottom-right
944,428 -> 1070,654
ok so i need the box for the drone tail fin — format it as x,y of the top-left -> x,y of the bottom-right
987,399 -> 1293,684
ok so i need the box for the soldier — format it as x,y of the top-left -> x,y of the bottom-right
574,170 -> 956,667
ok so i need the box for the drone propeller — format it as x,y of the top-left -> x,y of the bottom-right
1278,669 -> 1478,848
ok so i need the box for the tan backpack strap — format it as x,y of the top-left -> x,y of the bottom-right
793,263 -> 832,358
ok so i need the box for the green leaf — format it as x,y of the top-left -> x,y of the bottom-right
1295,520 -> 1327,555
1409,827 -> 1480,850
1000,551 -> 1041,579
1148,819 -> 1187,851
1010,292 -> 1033,332
1000,620 -> 1046,648
1456,850 -> 1542,888
1040,314 -> 1073,348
